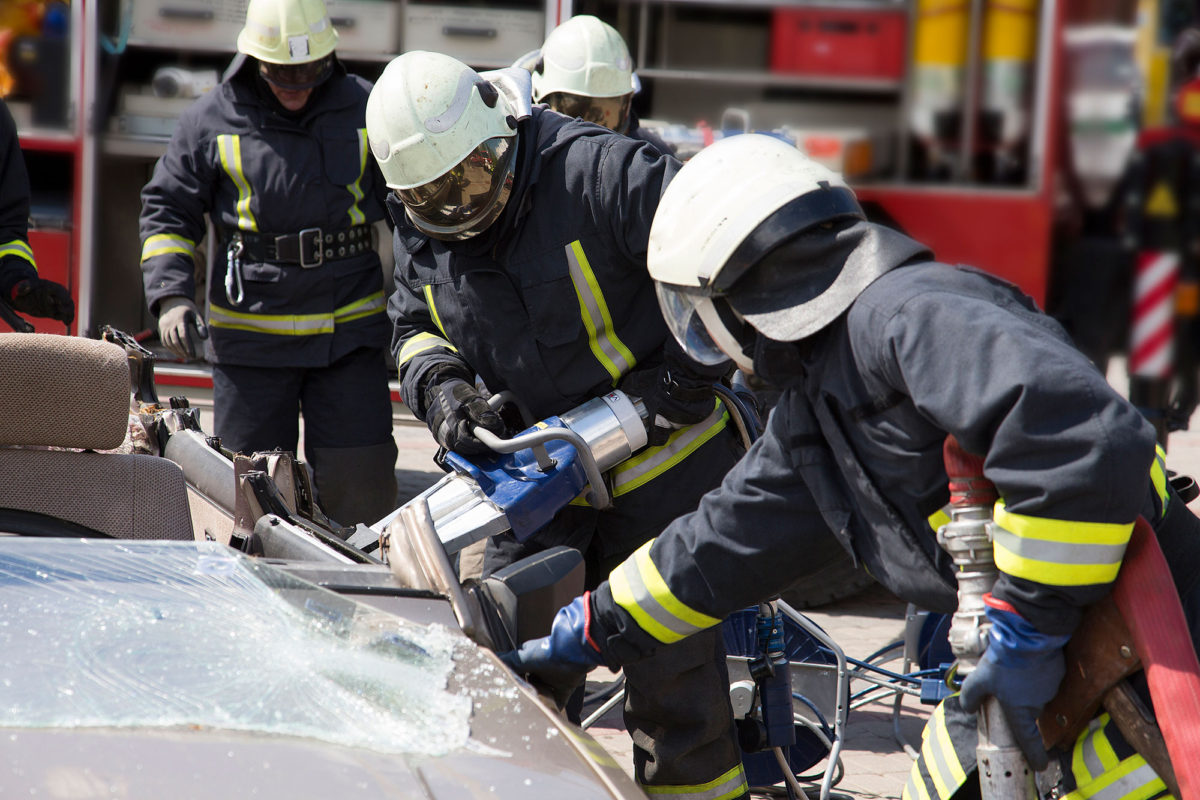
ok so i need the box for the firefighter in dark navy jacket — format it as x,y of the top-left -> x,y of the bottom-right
0,98 -> 73,328
365,50 -> 748,800
139,0 -> 397,526
504,134 -> 1200,799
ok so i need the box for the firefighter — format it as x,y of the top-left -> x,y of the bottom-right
530,14 -> 675,155
365,50 -> 748,800
0,98 -> 73,327
504,134 -> 1200,795
139,0 -> 398,526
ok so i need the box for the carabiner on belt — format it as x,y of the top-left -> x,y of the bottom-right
225,234 -> 246,306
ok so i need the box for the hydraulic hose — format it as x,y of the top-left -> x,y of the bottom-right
1110,518 -> 1200,800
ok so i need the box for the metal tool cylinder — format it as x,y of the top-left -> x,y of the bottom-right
558,389 -> 648,472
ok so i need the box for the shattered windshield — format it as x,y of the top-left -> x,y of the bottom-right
0,539 -> 471,755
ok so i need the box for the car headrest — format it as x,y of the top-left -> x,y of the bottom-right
0,334 -> 130,450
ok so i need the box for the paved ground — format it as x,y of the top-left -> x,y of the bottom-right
174,362 -> 1200,800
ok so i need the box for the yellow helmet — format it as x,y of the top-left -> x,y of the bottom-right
237,0 -> 338,65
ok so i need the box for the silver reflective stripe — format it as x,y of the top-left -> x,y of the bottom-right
611,401 -> 728,496
990,526 -> 1128,567
1077,717 -> 1106,783
209,303 -> 334,335
141,233 -> 196,262
345,128 -> 369,225
642,764 -> 747,800
217,134 -> 258,232
609,542 -> 721,644
0,239 -> 35,266
1084,762 -> 1162,800
564,240 -> 634,384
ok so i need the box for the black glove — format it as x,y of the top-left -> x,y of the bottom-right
424,376 -> 505,455
8,278 -> 74,325
620,355 -> 718,446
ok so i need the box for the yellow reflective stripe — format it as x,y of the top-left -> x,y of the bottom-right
992,500 -> 1132,586
1066,714 -> 1171,800
0,238 -> 35,266
140,233 -> 196,262
422,284 -> 452,341
903,768 -> 933,800
917,701 -> 957,800
217,134 -> 257,232
1151,445 -> 1169,512
333,290 -> 385,323
610,401 -> 729,496
609,540 -> 722,645
1067,753 -> 1166,800
928,507 -> 951,532
209,302 -> 334,335
1072,716 -> 1107,783
930,700 -> 968,794
565,240 -> 636,385
398,331 -> 458,365
345,128 -> 368,226
641,764 -> 747,800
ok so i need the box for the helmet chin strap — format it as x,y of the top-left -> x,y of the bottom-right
695,297 -> 756,374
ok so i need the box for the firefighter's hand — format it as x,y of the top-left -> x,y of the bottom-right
8,278 -> 74,325
620,355 -> 717,446
158,297 -> 209,361
958,597 -> 1070,771
424,376 -> 504,456
500,593 -> 605,709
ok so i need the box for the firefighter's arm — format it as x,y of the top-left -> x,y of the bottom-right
870,283 -> 1156,635
590,135 -> 682,266
139,109 -> 215,316
0,100 -> 36,295
386,247 -> 473,419
587,390 -> 844,665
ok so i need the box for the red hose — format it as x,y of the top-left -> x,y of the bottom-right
1110,518 -> 1200,800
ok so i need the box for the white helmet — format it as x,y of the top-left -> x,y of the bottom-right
533,15 -> 635,100
648,134 -> 867,371
237,0 -> 338,65
532,15 -> 636,132
366,51 -> 520,240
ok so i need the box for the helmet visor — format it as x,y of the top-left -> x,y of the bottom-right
654,283 -> 735,367
396,137 -> 516,241
545,92 -> 632,133
259,55 -> 334,90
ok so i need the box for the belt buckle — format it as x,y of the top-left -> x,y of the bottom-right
299,227 -> 323,268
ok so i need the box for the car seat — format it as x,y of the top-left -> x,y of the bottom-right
0,333 -> 194,540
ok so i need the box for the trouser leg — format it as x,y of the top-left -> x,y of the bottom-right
211,362 -> 302,454
300,347 -> 398,526
622,626 -> 748,798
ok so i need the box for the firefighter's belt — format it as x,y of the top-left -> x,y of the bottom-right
239,224 -> 373,268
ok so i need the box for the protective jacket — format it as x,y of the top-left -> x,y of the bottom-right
0,99 -> 37,297
390,106 -> 689,424
627,110 -> 674,156
140,56 -> 390,368
590,248 -> 1165,658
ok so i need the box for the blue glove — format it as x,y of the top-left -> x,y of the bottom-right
500,593 -> 605,708
958,597 -> 1070,771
